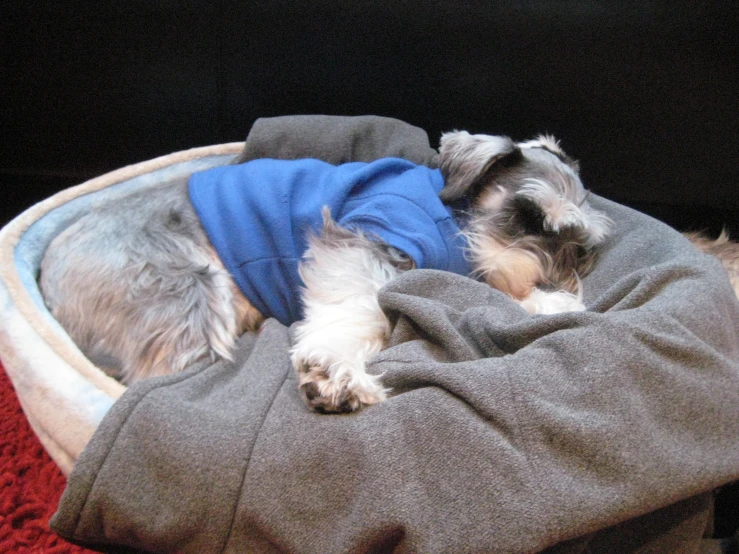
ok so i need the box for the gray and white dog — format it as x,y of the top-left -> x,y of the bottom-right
40,132 -> 612,413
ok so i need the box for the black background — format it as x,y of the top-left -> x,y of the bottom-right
2,1 -> 737,232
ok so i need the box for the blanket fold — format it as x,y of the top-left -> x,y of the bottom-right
50,116 -> 739,554
235,114 -> 439,167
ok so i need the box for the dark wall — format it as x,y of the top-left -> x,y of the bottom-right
2,1 -> 737,231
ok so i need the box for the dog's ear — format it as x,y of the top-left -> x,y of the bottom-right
438,131 -> 518,202
519,134 -> 581,173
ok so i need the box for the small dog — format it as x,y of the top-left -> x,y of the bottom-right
40,132 -> 612,412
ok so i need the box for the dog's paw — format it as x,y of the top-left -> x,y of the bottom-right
295,361 -> 387,413
519,287 -> 586,314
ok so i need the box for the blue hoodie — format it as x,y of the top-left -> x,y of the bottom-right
188,157 -> 470,325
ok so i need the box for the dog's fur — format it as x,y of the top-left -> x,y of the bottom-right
40,132 -> 614,412
685,230 -> 739,295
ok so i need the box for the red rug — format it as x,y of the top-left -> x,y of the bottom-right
0,361 -> 96,553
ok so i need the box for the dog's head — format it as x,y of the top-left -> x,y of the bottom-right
438,131 -> 611,299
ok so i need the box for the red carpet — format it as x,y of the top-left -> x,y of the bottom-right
0,361 -> 96,553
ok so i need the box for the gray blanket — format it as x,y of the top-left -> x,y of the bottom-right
51,116 -> 739,554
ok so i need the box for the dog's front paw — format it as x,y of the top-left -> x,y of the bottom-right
519,287 -> 586,314
295,361 -> 387,413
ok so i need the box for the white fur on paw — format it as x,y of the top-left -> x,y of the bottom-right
519,288 -> 586,314
294,358 -> 387,413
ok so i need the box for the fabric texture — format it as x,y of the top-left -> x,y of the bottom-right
49,116 -> 739,553
235,114 -> 439,167
0,362 -> 96,554
189,157 -> 470,324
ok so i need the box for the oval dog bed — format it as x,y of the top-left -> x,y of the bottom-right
0,143 -> 243,475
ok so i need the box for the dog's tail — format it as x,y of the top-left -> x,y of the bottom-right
685,230 -> 739,299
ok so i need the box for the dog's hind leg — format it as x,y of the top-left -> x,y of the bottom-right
290,210 -> 410,413
40,182 -> 262,384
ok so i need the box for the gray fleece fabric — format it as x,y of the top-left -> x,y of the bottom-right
51,117 -> 739,554
235,114 -> 439,167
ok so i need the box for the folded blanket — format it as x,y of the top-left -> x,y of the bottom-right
51,117 -> 739,553
234,114 -> 439,166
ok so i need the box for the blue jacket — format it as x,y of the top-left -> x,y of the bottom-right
188,158 -> 470,325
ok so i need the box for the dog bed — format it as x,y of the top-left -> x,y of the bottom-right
1,116 -> 738,553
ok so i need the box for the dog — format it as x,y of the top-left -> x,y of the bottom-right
40,132 -> 612,413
